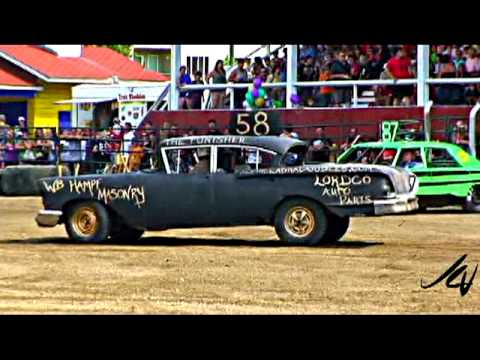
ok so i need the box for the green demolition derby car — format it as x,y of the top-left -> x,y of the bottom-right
337,141 -> 480,212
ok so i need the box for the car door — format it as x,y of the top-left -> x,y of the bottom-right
143,145 -> 216,229
421,146 -> 466,197
209,145 -> 279,226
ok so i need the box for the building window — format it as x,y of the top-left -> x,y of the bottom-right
146,54 -> 159,72
186,56 -> 209,77
134,54 -> 145,67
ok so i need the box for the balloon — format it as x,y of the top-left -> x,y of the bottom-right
245,91 -> 255,106
290,94 -> 301,105
274,100 -> 283,108
255,97 -> 265,108
254,78 -> 262,89
258,88 -> 266,98
252,88 -> 259,98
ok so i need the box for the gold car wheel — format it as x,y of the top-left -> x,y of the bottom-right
71,207 -> 99,237
284,206 -> 316,238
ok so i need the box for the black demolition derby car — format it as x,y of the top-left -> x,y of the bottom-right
36,135 -> 419,246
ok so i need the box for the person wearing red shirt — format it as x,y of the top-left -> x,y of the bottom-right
385,48 -> 414,106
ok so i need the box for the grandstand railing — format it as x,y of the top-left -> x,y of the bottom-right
172,77 -> 480,110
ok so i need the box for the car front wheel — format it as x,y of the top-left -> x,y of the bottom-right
324,214 -> 350,243
274,198 -> 328,246
465,186 -> 480,212
65,201 -> 111,243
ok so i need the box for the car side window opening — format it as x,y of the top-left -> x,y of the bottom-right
164,146 -> 211,174
397,148 -> 424,169
426,148 -> 461,168
283,145 -> 308,167
216,146 -> 275,173
340,147 -> 380,164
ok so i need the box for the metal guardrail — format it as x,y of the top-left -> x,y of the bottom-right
172,77 -> 480,110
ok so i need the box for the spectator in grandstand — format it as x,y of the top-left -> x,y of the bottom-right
263,56 -> 272,74
122,122 -> 135,155
187,126 -> 198,137
228,58 -> 249,109
453,48 -> 466,77
309,127 -> 333,162
207,60 -> 227,109
385,48 -> 415,106
329,51 -> 352,107
280,126 -> 299,139
450,120 -> 469,151
341,127 -> 362,151
60,129 -> 83,171
317,65 -> 335,107
266,64 -> 285,105
207,119 -> 222,135
347,53 -> 362,80
465,84 -> 480,105
177,65 -> 192,110
465,47 -> 480,77
188,71 -> 205,110
298,55 -> 318,102
250,57 -> 264,79
361,48 -> 384,80
434,54 -> 466,105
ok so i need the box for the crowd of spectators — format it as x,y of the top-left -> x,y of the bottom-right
177,48 -> 288,110
430,45 -> 480,105
175,44 -> 480,109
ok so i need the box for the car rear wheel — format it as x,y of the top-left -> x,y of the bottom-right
324,214 -> 350,243
464,186 -> 480,212
274,198 -> 328,246
65,201 -> 111,243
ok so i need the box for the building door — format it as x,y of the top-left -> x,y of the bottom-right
0,101 -> 27,126
59,111 -> 72,129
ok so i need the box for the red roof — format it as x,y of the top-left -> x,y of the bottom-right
0,58 -> 38,87
0,45 -> 169,82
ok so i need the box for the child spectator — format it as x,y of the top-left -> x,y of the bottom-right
177,65 -> 192,110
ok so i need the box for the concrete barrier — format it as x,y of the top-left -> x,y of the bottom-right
0,165 -> 70,196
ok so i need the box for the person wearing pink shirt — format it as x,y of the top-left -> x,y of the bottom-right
465,47 -> 480,75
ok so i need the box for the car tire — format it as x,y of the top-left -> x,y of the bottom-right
274,198 -> 328,246
464,186 -> 480,212
65,201 -> 111,243
324,214 -> 350,243
110,226 -> 144,243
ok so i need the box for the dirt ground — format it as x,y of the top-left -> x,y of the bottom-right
0,197 -> 479,314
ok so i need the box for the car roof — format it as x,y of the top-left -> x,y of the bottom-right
351,140 -> 465,150
160,135 -> 308,154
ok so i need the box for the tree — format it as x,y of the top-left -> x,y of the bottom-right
100,45 -> 132,57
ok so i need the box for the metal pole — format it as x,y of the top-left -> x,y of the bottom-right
170,45 -> 181,111
230,88 -> 235,110
286,44 -> 297,109
416,45 -> 430,107
229,45 -> 234,65
353,84 -> 358,107
424,100 -> 433,141
469,102 -> 480,157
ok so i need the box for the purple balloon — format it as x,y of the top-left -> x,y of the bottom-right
252,88 -> 260,98
253,78 -> 262,89
290,94 -> 301,105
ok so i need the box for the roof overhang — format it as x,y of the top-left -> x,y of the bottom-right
0,51 -> 49,81
55,97 -> 116,104
0,85 -> 43,91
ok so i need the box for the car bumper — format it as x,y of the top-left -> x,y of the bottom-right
373,193 -> 419,215
35,210 -> 63,227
